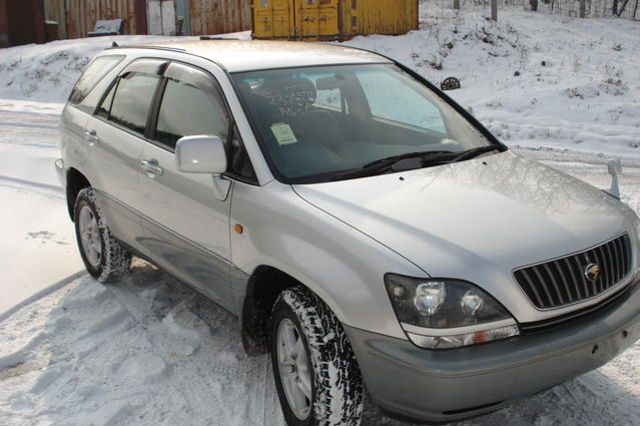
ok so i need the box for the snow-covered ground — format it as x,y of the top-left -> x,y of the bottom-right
1,3 -> 639,425
344,1 -> 640,159
0,107 -> 84,314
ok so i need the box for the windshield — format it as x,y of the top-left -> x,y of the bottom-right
233,64 -> 498,183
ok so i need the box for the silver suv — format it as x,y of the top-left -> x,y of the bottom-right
57,40 -> 640,425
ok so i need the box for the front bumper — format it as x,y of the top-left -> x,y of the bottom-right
346,281 -> 640,423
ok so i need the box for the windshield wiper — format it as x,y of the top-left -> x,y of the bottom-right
315,150 -> 464,182
322,150 -> 457,181
312,146 -> 502,183
450,145 -> 502,163
360,150 -> 456,170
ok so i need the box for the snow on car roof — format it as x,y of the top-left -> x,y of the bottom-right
115,39 -> 391,72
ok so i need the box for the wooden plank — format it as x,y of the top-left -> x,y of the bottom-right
190,0 -> 251,36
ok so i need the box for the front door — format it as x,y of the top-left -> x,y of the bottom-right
137,61 -> 235,312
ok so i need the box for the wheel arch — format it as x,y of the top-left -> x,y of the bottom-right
241,264 -> 338,356
66,167 -> 91,221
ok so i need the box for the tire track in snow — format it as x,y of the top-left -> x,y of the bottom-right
0,121 -> 58,131
0,175 -> 64,199
0,111 -> 59,128
103,265 -> 280,425
96,278 -> 198,422
0,108 -> 60,118
0,110 -> 60,149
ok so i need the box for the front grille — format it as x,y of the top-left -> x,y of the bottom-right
520,283 -> 633,333
514,234 -> 633,309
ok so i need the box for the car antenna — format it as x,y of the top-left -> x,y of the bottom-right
112,41 -> 119,47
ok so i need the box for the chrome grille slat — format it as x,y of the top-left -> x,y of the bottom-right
614,237 -> 625,281
542,263 -> 565,305
621,236 -> 631,270
552,260 -> 574,303
532,265 -> 555,307
517,269 -> 545,308
563,257 -> 583,300
514,235 -> 632,310
602,244 -> 614,289
610,239 -> 620,283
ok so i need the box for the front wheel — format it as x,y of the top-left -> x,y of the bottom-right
271,287 -> 364,426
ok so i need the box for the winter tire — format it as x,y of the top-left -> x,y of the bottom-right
271,286 -> 364,426
441,76 -> 461,91
74,187 -> 131,282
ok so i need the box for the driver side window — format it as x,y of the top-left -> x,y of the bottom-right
152,63 -> 257,181
154,77 -> 229,150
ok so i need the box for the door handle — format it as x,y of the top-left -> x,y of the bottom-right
85,130 -> 99,145
140,159 -> 164,176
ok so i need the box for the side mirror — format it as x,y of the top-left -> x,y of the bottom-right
608,158 -> 622,176
175,135 -> 227,174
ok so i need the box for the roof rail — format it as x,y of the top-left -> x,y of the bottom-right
105,44 -> 187,53
199,36 -> 241,41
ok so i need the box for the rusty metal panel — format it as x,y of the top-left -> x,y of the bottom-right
189,0 -> 252,36
297,0 -> 339,39
252,0 -> 293,39
250,0 -> 285,40
253,0 -> 338,40
340,0 -> 418,39
253,0 -> 415,41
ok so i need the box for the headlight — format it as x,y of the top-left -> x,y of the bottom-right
385,274 -> 519,349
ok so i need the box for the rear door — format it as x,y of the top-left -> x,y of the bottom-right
85,59 -> 165,248
136,62 -> 236,312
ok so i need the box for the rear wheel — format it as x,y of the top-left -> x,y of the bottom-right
74,188 -> 131,282
271,287 -> 364,425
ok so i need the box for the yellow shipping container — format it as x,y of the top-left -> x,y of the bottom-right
252,0 -> 418,41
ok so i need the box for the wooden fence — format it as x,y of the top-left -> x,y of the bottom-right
43,0 -> 252,39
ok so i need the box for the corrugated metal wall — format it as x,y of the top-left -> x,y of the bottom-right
188,0 -> 252,35
252,0 -> 418,40
349,0 -> 419,37
44,0 -> 139,39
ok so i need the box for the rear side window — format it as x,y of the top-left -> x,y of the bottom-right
155,77 -> 229,149
109,73 -> 160,135
68,56 -> 124,104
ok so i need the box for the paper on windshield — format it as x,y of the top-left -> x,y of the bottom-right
271,123 -> 298,146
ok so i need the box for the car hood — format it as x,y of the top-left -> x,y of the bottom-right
293,151 -> 636,322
